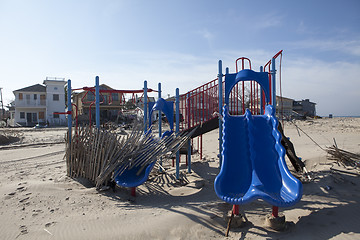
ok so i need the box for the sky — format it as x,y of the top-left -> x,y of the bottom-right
0,0 -> 359,116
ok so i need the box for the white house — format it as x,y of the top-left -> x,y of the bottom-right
276,96 -> 294,117
12,78 -> 67,127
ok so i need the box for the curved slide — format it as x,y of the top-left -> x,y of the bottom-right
214,69 -> 302,207
115,98 -> 174,188
114,161 -> 157,188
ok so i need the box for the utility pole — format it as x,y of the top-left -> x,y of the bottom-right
0,87 -> 4,120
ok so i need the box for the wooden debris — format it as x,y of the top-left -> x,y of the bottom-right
326,138 -> 360,168
225,210 -> 234,237
64,123 -> 195,189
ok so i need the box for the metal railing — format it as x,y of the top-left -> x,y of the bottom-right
178,50 -> 283,132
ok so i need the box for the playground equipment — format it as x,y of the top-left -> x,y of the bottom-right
64,50 -> 304,214
214,69 -> 302,207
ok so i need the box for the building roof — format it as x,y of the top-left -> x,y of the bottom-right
13,84 -> 46,93
294,99 -> 316,105
276,96 -> 294,101
43,79 -> 66,85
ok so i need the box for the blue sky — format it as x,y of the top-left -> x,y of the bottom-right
0,0 -> 359,116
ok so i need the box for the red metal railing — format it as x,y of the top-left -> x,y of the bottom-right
178,51 -> 283,133
263,50 -> 283,113
179,78 -> 220,131
179,57 -> 255,132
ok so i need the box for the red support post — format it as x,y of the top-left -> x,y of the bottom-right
202,90 -> 204,123
200,135 -> 203,160
272,206 -> 279,217
236,83 -> 239,115
233,205 -> 239,215
242,82 -> 245,114
131,187 -> 136,197
250,81 -> 253,113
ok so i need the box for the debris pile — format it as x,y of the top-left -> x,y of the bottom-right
65,124 -> 194,188
0,131 -> 22,145
327,139 -> 360,168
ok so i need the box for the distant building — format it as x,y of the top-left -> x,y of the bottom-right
72,84 -> 157,124
136,96 -> 156,109
276,96 -> 294,117
12,78 -> 66,127
72,84 -> 125,124
266,96 -> 317,119
293,99 -> 316,117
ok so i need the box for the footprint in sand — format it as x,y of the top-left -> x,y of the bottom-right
45,222 -> 57,228
18,225 -> 28,235
17,186 -> 26,191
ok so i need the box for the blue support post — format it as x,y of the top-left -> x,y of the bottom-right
260,66 -> 264,115
271,58 -> 276,110
67,79 -> 72,169
95,76 -> 100,129
187,138 -> 191,173
218,60 -> 223,167
158,83 -> 162,136
175,88 -> 180,180
144,80 -> 148,133
187,92 -> 191,174
158,83 -> 162,172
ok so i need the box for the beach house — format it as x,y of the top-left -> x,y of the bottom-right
12,78 -> 67,127
293,99 -> 317,117
72,84 -> 126,124
276,96 -> 294,118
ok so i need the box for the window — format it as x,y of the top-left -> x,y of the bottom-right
34,94 -> 37,100
32,113 -> 37,122
53,113 -> 60,118
39,111 -> 45,120
53,94 -> 59,101
19,93 -> 23,100
20,112 -> 25,119
87,92 -> 95,101
111,93 -> 119,101
54,87 -> 58,90
100,95 -> 108,104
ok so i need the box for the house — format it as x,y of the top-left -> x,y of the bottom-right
12,78 -> 66,127
72,84 -> 159,125
276,96 -> 294,118
293,99 -> 316,117
72,84 -> 127,124
135,96 -> 156,110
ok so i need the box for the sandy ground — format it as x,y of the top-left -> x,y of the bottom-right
0,118 -> 359,240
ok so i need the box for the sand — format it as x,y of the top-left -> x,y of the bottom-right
0,117 -> 359,239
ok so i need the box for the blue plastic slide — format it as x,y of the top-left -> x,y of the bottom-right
214,69 -> 302,207
115,98 -> 174,188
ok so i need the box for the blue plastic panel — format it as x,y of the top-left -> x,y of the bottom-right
149,98 -> 174,130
